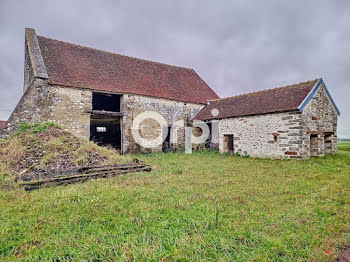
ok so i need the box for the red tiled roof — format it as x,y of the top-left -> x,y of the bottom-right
37,36 -> 219,104
194,79 -> 318,120
0,121 -> 7,130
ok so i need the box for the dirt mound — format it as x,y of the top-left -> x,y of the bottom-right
0,122 -> 130,187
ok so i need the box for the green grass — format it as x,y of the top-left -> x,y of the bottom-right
338,141 -> 350,151
15,122 -> 60,134
0,143 -> 349,261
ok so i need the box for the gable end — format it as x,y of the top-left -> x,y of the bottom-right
298,78 -> 340,116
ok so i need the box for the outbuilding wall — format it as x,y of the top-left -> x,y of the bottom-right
218,111 -> 305,159
300,84 -> 338,157
216,84 -> 338,159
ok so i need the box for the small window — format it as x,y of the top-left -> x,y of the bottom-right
273,135 -> 278,142
96,127 -> 107,133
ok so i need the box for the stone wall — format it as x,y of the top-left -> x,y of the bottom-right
41,84 -> 337,157
44,90 -> 201,152
122,94 -> 202,153
46,86 -> 92,139
0,83 -> 92,139
0,78 -> 51,137
2,77 -> 337,159
218,111 -> 304,159
300,84 -> 338,156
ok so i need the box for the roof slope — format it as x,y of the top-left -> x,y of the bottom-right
0,121 -> 7,130
37,36 -> 219,104
194,79 -> 318,120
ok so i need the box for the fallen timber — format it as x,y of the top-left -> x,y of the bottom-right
18,161 -> 151,191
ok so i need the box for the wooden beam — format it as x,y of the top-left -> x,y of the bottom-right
18,162 -> 151,191
84,109 -> 125,117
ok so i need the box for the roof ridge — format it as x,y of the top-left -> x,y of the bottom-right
37,35 -> 196,72
208,79 -> 320,102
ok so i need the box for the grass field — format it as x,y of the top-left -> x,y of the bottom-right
0,143 -> 349,261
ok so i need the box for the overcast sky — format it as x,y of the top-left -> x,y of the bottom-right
0,0 -> 349,137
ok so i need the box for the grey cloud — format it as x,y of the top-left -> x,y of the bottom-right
0,0 -> 349,137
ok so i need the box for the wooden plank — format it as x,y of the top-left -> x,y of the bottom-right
84,109 -> 125,117
53,164 -> 147,177
24,161 -> 147,179
19,165 -> 152,191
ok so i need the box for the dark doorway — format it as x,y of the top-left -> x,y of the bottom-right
162,125 -> 172,152
92,92 -> 121,112
90,116 -> 121,149
205,122 -> 212,148
223,134 -> 234,154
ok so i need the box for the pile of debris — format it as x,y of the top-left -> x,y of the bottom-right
18,160 -> 151,191
0,122 -> 151,190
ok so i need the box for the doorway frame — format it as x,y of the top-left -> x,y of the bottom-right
223,134 -> 234,154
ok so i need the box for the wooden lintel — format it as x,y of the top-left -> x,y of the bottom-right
84,109 -> 125,117
323,131 -> 335,136
307,131 -> 322,135
307,131 -> 335,136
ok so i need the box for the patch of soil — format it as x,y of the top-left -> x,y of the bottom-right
336,244 -> 350,262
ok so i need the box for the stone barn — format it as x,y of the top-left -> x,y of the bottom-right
194,78 -> 340,158
0,28 -> 219,153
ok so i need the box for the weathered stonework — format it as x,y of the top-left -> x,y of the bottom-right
300,84 -> 338,157
2,79 -> 337,159
0,78 -> 51,137
2,74 -> 203,152
46,86 -> 92,139
218,111 -> 304,159
0,82 -> 92,140
122,94 -> 201,153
